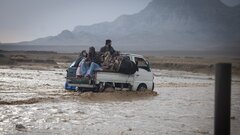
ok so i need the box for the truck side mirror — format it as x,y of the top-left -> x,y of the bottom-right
135,62 -> 139,71
135,61 -> 138,66
135,61 -> 139,71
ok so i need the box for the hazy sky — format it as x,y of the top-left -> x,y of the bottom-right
0,0 -> 239,43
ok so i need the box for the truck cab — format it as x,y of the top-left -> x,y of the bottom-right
120,53 -> 154,90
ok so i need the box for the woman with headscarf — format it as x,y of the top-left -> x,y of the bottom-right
74,50 -> 87,67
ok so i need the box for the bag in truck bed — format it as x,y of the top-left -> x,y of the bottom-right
117,57 -> 138,75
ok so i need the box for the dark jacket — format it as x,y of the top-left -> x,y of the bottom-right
100,45 -> 115,55
88,52 -> 102,65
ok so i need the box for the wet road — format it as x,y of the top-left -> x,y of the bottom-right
0,67 -> 239,135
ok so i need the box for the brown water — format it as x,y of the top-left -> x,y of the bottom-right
0,67 -> 239,135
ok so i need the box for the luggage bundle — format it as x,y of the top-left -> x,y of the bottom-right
102,52 -> 138,75
117,57 -> 138,75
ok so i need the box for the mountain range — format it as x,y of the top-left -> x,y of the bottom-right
18,0 -> 240,51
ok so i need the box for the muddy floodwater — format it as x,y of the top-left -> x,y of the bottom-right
0,67 -> 239,135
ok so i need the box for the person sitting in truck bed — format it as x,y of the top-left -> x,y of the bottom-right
73,50 -> 87,67
101,51 -> 121,72
85,46 -> 102,78
101,51 -> 113,71
100,39 -> 115,55
88,46 -> 102,65
76,50 -> 88,78
77,46 -> 102,78
76,58 -> 89,78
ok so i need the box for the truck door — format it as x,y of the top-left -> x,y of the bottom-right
133,57 -> 153,90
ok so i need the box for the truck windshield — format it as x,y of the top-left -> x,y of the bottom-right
134,57 -> 150,72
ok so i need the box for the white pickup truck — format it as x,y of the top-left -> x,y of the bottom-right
65,53 -> 154,92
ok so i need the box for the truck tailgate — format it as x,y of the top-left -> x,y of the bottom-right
66,77 -> 90,84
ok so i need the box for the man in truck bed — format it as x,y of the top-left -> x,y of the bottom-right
77,46 -> 102,78
100,39 -> 115,55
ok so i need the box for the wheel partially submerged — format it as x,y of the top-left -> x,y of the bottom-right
137,83 -> 148,91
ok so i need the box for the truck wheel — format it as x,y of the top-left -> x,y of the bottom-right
104,87 -> 115,92
76,87 -> 84,92
137,84 -> 147,91
98,83 -> 104,92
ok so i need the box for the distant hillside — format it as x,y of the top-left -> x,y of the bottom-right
18,0 -> 240,51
